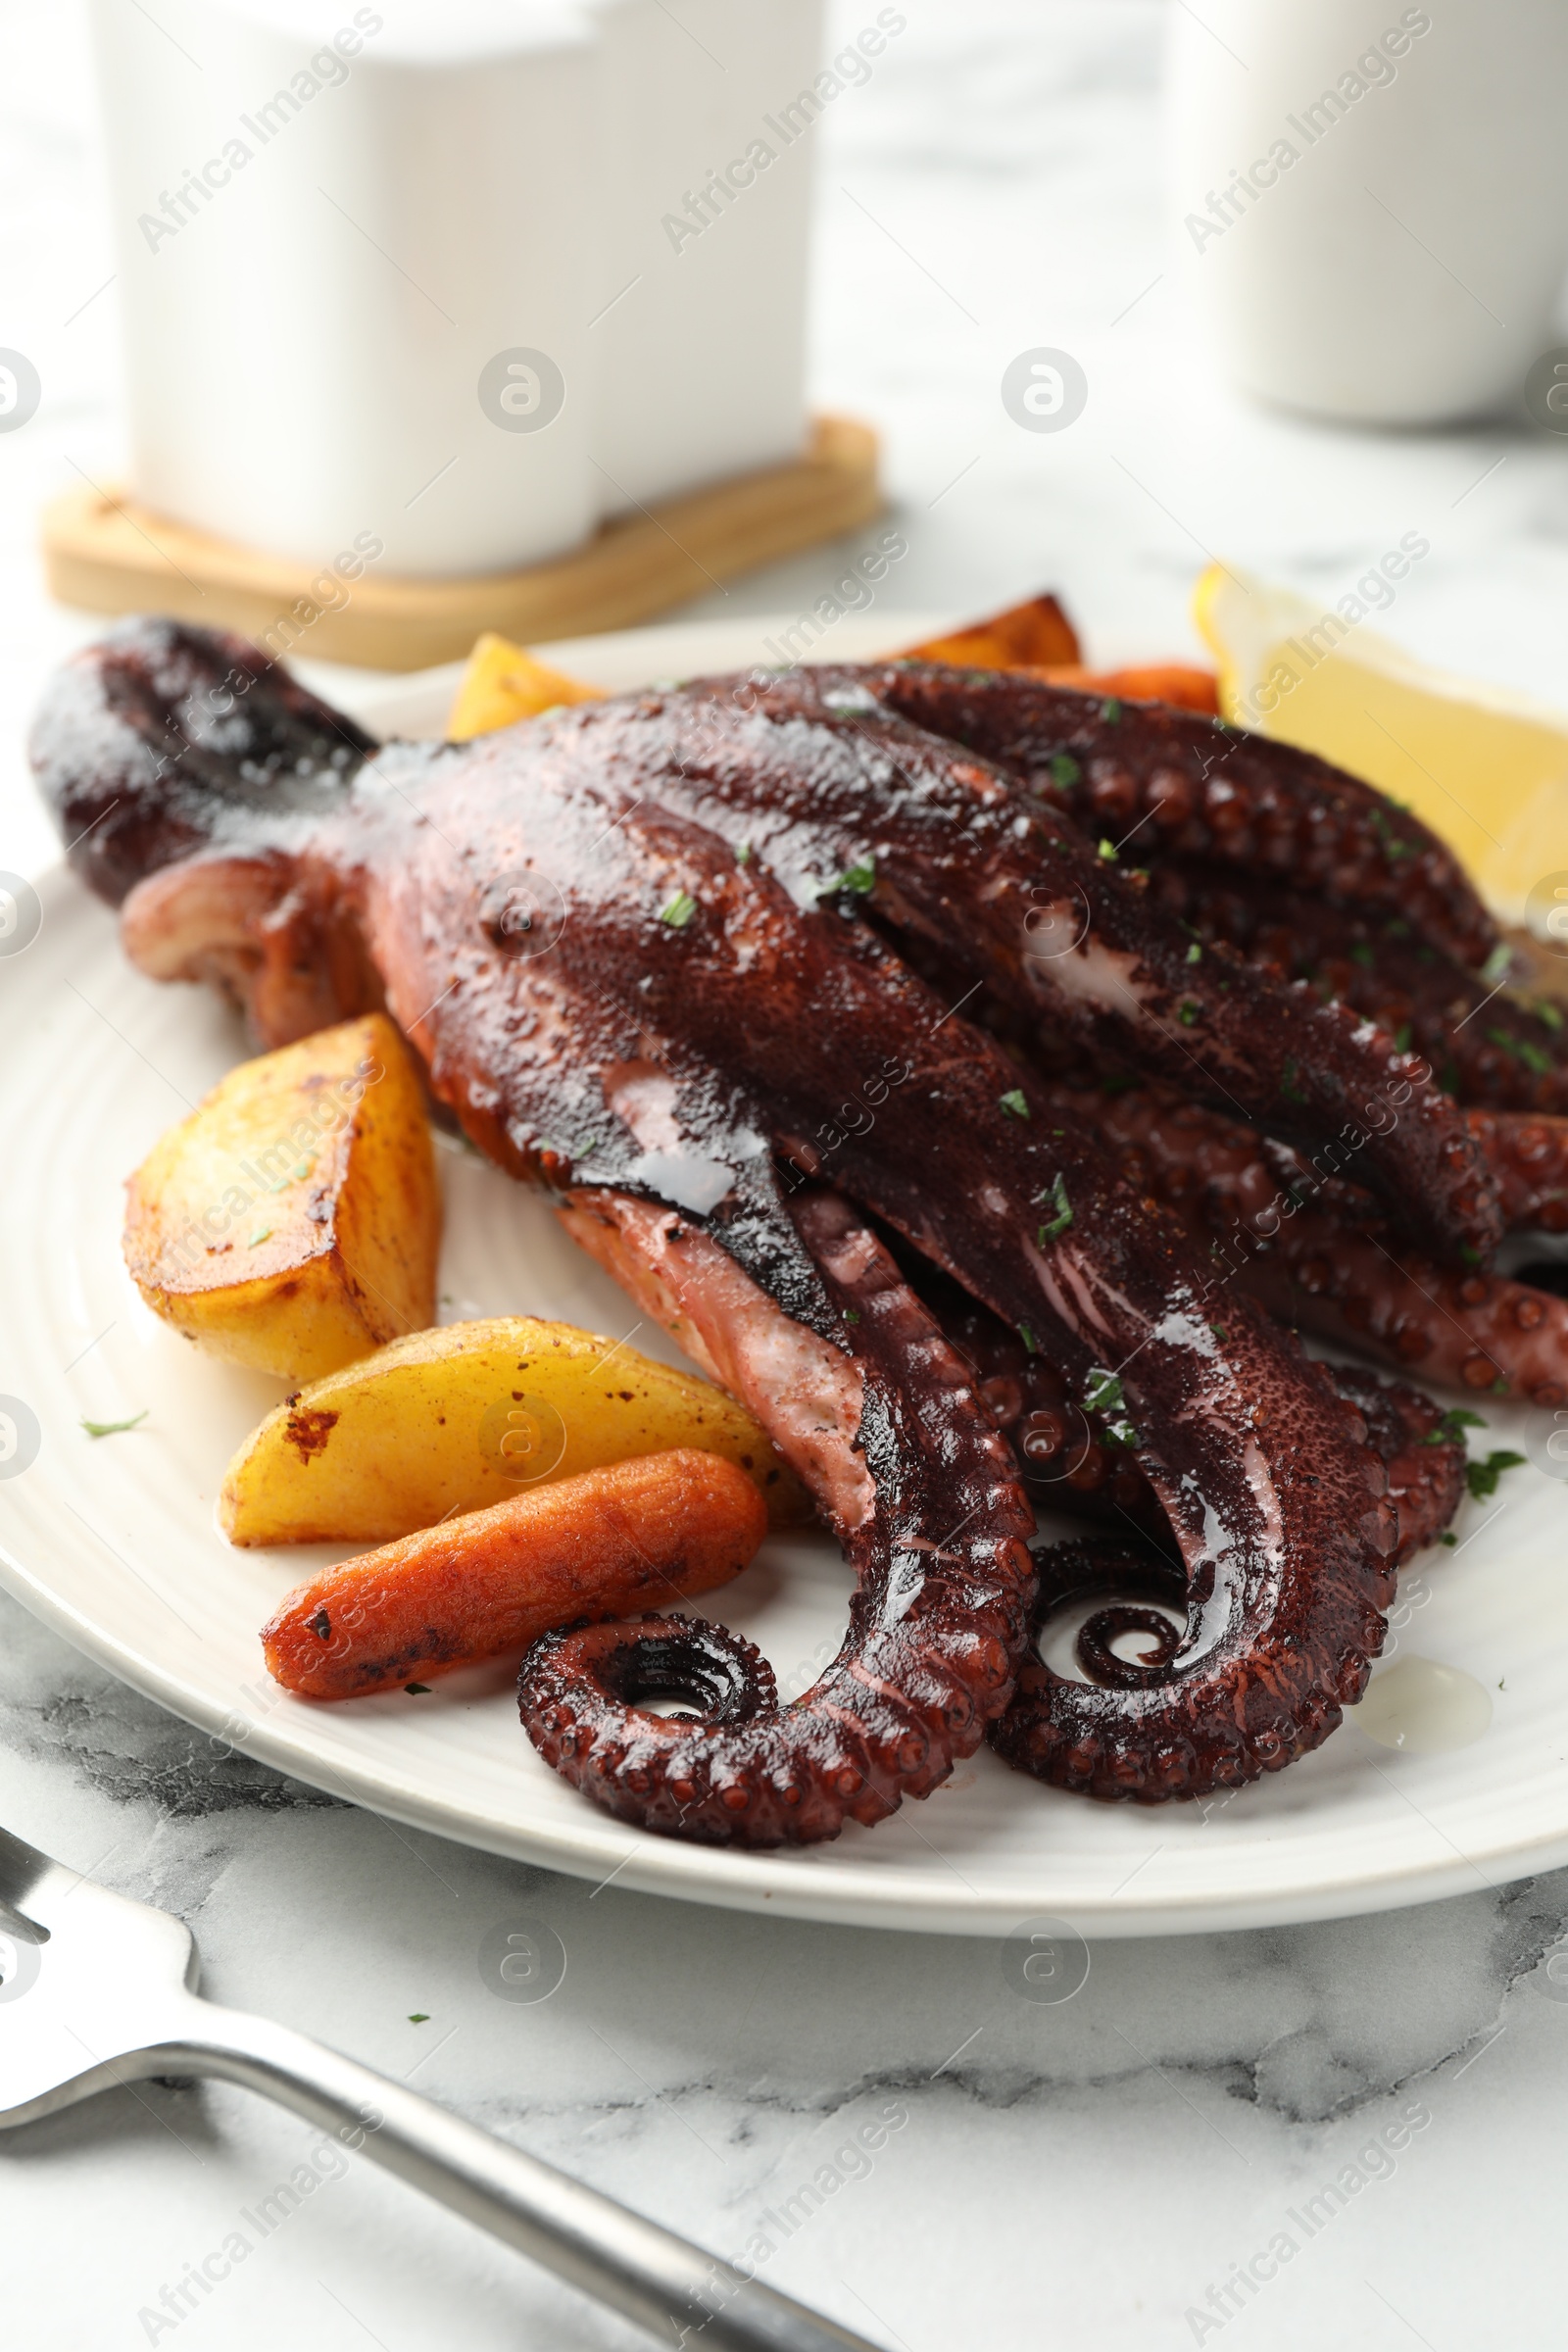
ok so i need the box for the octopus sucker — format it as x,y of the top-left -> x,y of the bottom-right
29,619 -> 1523,1839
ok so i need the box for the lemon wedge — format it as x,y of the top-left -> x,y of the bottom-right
1193,564 -> 1568,923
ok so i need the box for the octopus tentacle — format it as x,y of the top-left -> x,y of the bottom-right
28,616 -> 374,908
1147,860 -> 1568,1114
860,663 -> 1496,970
1049,1077 -> 1568,1406
633,668 -> 1500,1265
1463,1106 -> 1568,1233
521,1189 -> 1037,1845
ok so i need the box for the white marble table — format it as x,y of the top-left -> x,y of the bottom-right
5,3 -> 1568,2346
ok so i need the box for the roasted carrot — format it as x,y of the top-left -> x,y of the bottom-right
261,1447 -> 767,1699
1028,661 -> 1220,715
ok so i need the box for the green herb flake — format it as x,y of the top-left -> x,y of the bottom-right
1082,1367 -> 1125,1415
1210,1324 -> 1227,1343
1097,837 -> 1118,861
1481,942 -> 1514,986
1438,1531 -> 1457,1547
1459,1244 -> 1482,1268
1185,942 -> 1202,965
1018,1322 -> 1038,1355
81,1409 -> 148,1440
843,1307 -> 860,1325
1394,1023 -> 1413,1054
1051,753 -> 1081,788
1466,1449 -> 1526,1501
1536,999 -> 1563,1032
1177,1000 -> 1200,1026
408,2011 -> 430,2022
1040,1172 -> 1072,1241
1000,1088 -> 1030,1120
1099,698 -> 1122,725
1349,943 -> 1375,969
247,1225 -> 273,1248
1279,1059 -> 1305,1105
736,842 -> 753,866
661,889 -> 698,928
1425,1407 -> 1486,1447
404,1684 -> 433,1696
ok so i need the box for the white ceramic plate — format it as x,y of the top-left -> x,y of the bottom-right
3,614 -> 1566,1939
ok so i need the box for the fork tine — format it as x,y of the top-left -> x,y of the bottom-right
0,1826 -> 97,1933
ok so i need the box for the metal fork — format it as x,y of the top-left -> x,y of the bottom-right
0,1825 -> 877,2351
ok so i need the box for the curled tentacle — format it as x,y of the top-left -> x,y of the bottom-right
522,1190 -> 1036,1845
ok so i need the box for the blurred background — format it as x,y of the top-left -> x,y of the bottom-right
7,0 -> 1568,869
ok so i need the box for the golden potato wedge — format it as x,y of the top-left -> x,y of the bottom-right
124,1014 -> 440,1383
902,592 -> 1081,672
219,1315 -> 808,1545
446,631 -> 604,742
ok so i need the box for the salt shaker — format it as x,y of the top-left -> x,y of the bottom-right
89,0 -> 605,575
1166,0 -> 1568,424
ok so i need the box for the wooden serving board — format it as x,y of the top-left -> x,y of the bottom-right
39,415 -> 882,671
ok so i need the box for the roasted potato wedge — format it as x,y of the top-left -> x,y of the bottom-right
903,593 -> 1081,671
446,631 -> 604,741
220,1314 -> 808,1544
262,1447 -> 766,1698
124,1014 -> 440,1382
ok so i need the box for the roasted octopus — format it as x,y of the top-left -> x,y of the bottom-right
30,618 -> 1556,1846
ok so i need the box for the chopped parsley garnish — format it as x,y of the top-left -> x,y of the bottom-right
1394,1023 -> 1412,1054
1177,1000 -> 1200,1026
843,1307 -> 860,1324
736,842 -> 753,865
1481,942 -> 1514,986
1051,753 -> 1081,788
1082,1367 -> 1125,1415
825,857 -> 876,897
1280,1059 -> 1305,1104
1438,1530 -> 1457,1546
1537,1000 -> 1563,1032
1185,942 -> 1202,964
247,1225 -> 272,1248
1018,1321 -> 1038,1355
1000,1088 -> 1030,1119
1349,942 -> 1375,969
404,1684 -> 432,1696
1466,1450 -> 1525,1501
408,2011 -> 430,2021
81,1409 -> 147,1439
661,890 -> 697,928
1097,837 -> 1118,861
1100,698 -> 1122,724
1040,1172 -> 1072,1240
1424,1407 -> 1486,1447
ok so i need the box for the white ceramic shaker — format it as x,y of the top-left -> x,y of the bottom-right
582,0 -> 824,513
89,0 -> 602,574
1166,0 -> 1568,424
